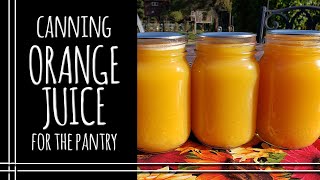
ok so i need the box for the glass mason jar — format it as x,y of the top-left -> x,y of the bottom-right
192,32 -> 259,148
137,32 -> 190,153
257,30 -> 320,149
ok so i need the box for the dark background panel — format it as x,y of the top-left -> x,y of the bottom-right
0,0 -> 9,164
14,0 -> 137,179
17,172 -> 134,180
0,173 -> 10,180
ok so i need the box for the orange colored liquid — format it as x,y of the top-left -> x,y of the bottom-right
257,39 -> 320,149
192,43 -> 259,148
137,45 -> 190,153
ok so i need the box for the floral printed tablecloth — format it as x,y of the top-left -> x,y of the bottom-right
137,135 -> 320,180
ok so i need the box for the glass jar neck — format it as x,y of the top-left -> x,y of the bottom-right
138,36 -> 186,61
196,42 -> 256,60
138,44 -> 186,62
264,34 -> 320,56
196,36 -> 256,61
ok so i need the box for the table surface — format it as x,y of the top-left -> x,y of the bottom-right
138,134 -> 320,180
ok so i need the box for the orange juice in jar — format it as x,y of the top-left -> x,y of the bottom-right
257,30 -> 320,149
192,32 -> 259,148
137,32 -> 190,153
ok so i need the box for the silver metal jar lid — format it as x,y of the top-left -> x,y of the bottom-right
267,30 -> 320,36
137,32 -> 186,39
198,32 -> 256,38
138,32 -> 186,49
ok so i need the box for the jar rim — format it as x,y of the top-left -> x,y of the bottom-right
198,32 -> 256,38
137,32 -> 186,49
137,32 -> 186,40
196,32 -> 256,45
267,29 -> 320,36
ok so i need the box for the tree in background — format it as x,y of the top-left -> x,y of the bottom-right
212,0 -> 233,31
170,11 -> 184,22
174,22 -> 180,31
139,0 -> 319,33
186,0 -> 232,32
184,21 -> 191,32
223,0 -> 233,28
233,0 -> 320,33
269,0 -> 320,30
232,0 -> 264,33
137,0 -> 144,19
164,0 -> 233,32
145,23 -> 152,32
153,21 -> 160,32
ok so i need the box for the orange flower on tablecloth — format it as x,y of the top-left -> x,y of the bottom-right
137,166 -> 197,180
264,167 -> 290,180
176,141 -> 232,162
176,142 -> 233,170
197,173 -> 228,180
181,148 -> 232,170
184,149 -> 232,163
197,172 -> 274,180
281,139 -> 320,180
176,140 -> 211,155
138,151 -> 186,170
229,143 -> 284,163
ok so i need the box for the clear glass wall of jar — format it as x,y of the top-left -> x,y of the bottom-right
137,32 -> 190,153
257,30 -> 320,149
192,32 -> 259,148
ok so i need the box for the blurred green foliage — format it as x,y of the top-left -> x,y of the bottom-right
170,11 -> 184,22
137,0 -> 144,19
269,0 -> 320,30
138,0 -> 320,34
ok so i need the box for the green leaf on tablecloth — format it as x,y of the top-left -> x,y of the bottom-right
266,152 -> 286,163
280,172 -> 293,178
186,152 -> 201,159
283,173 -> 292,179
210,149 -> 228,154
274,172 -> 294,180
137,166 -> 142,174
178,164 -> 200,170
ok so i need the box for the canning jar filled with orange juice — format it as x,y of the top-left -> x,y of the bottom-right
192,32 -> 259,148
137,32 -> 190,153
257,30 -> 320,149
